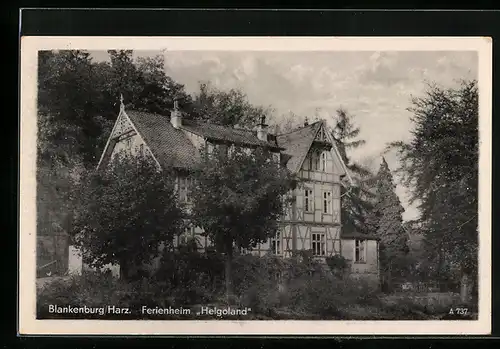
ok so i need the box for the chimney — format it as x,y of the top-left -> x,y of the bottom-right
119,93 -> 125,113
256,114 -> 268,142
170,97 -> 182,129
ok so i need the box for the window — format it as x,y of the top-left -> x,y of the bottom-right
270,231 -> 281,255
308,151 -> 321,171
321,152 -> 327,172
219,144 -> 229,156
304,189 -> 313,212
125,136 -> 132,148
206,142 -> 214,154
178,177 -> 189,203
312,233 -> 326,256
272,152 -> 280,164
314,151 -> 321,171
355,239 -> 366,263
323,191 -> 332,214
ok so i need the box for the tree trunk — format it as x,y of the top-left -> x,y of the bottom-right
387,262 -> 393,292
120,259 -> 129,280
437,246 -> 446,292
225,247 -> 234,304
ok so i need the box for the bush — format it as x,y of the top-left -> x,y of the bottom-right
325,255 -> 349,277
230,253 -> 382,319
37,251 -> 387,320
153,246 -> 225,305
231,254 -> 281,314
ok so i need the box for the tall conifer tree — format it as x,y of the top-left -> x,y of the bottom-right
367,157 -> 409,290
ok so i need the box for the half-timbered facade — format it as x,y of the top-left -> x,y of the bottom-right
94,98 -> 379,281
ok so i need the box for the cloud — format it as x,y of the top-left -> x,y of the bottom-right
155,50 -> 477,221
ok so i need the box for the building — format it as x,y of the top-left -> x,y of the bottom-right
93,98 -> 379,282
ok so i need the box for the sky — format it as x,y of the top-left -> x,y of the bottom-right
90,50 -> 478,221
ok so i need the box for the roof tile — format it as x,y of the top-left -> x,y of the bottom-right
276,122 -> 323,173
126,111 -> 200,170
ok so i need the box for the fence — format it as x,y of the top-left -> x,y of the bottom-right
395,281 -> 459,293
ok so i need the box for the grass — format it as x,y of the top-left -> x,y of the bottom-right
36,271 -> 477,320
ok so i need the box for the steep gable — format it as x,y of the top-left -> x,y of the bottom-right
97,109 -> 160,169
276,121 -> 349,179
98,109 -> 282,172
276,122 -> 322,173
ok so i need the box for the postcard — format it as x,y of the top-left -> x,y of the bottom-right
19,36 -> 492,335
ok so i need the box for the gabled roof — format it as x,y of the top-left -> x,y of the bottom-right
180,119 -> 281,150
126,111 -> 200,170
275,121 -> 323,173
122,110 -> 281,170
276,121 -> 351,183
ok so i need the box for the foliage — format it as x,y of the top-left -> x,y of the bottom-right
36,272 -> 178,319
71,151 -> 185,279
37,254 -> 474,320
366,157 -> 409,289
38,49 -> 192,166
388,80 -> 478,287
189,145 -> 296,296
325,255 -> 350,278
190,82 -> 273,127
329,109 -> 376,235
37,50 -> 193,242
231,254 -> 282,314
269,111 -> 305,134
154,245 -> 225,304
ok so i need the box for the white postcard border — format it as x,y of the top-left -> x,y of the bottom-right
19,36 -> 492,335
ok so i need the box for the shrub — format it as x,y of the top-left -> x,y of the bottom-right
37,272 -> 131,319
153,247 -> 225,305
325,255 -> 349,278
229,253 -> 384,319
231,254 -> 281,314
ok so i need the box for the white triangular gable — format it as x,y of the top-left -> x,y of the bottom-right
96,109 -> 161,170
299,122 -> 352,185
323,123 -> 353,186
314,124 -> 328,142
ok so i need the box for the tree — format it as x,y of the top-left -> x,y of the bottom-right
38,49 -> 193,167
72,151 -> 186,280
37,50 -> 193,245
190,82 -> 273,128
268,111 -> 304,134
189,146 -> 295,299
108,51 -> 193,115
389,80 -> 478,300
367,157 -> 409,291
330,109 -> 376,235
37,50 -> 92,241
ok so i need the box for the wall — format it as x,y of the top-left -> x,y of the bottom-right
277,143 -> 343,260
341,239 -> 379,277
109,133 -> 147,161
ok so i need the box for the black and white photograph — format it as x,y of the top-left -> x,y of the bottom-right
19,37 -> 491,335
